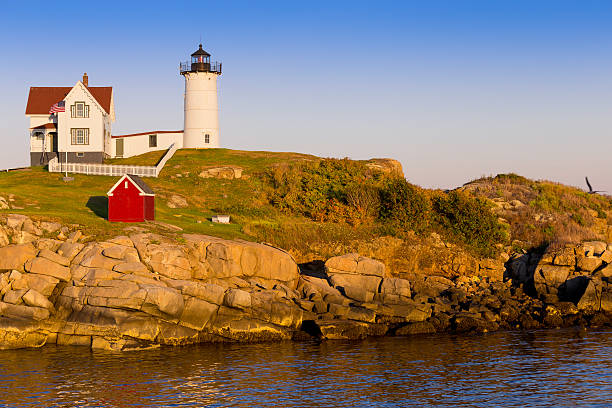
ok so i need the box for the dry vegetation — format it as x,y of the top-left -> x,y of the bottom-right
462,174 -> 612,252
1,151 -> 609,268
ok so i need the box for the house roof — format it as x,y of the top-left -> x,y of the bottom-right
107,174 -> 155,196
25,86 -> 113,115
191,44 -> 211,57
112,130 -> 183,139
30,123 -> 57,130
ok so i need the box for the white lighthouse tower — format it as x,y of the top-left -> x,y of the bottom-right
180,44 -> 222,148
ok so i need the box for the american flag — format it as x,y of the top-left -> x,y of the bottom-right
49,101 -> 65,114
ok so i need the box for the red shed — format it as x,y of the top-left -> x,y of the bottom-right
107,174 -> 155,222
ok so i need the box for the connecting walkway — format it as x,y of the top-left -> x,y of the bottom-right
48,144 -> 177,178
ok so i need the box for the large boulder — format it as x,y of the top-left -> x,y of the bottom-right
0,301 -> 49,321
534,264 -> 571,297
600,285 -> 612,313
576,279 -> 601,313
224,289 -> 251,310
577,256 -> 603,273
0,328 -> 48,349
11,274 -> 59,296
166,194 -> 189,209
0,226 -> 9,247
314,319 -> 388,340
325,253 -> 385,277
184,235 -> 300,285
179,298 -> 218,330
198,166 -> 243,179
0,244 -> 37,271
325,254 -> 386,303
365,158 -> 404,177
380,278 -> 411,298
141,285 -> 184,317
22,289 -> 54,310
24,257 -> 71,282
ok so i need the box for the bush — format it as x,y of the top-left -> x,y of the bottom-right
431,190 -> 507,258
379,178 -> 431,234
345,183 -> 380,223
266,159 -> 386,224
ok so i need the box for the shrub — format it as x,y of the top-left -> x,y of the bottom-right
431,190 -> 507,258
379,178 -> 431,234
345,183 -> 380,224
266,158 -> 387,224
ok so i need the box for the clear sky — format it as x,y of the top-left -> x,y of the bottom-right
1,0 -> 610,192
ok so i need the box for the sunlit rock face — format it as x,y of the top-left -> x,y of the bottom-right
0,214 -> 611,350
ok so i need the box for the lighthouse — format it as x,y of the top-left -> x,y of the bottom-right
180,44 -> 222,148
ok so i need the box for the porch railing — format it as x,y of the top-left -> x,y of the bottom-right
48,143 -> 178,178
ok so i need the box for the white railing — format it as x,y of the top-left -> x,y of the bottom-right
154,143 -> 178,176
48,143 -> 178,178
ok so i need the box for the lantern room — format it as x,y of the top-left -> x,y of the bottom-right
191,44 -> 211,71
180,43 -> 222,75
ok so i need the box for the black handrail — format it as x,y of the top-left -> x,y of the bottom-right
180,61 -> 222,74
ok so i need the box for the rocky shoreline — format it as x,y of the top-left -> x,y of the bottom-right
0,214 -> 611,350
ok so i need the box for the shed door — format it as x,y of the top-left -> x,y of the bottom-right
116,139 -> 124,157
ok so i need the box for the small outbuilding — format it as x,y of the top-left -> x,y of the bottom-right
107,174 -> 155,222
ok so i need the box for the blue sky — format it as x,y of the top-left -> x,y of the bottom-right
1,0 -> 611,192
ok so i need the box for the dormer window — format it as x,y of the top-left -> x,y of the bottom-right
71,102 -> 89,118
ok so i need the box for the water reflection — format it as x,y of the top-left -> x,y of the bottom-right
0,328 -> 611,407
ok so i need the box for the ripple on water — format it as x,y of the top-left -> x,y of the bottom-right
0,328 -> 611,407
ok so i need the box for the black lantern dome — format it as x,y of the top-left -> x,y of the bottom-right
192,44 -> 211,59
180,44 -> 222,75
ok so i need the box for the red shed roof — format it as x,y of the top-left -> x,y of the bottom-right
25,86 -> 113,115
107,174 -> 155,196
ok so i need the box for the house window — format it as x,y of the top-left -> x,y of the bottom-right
71,128 -> 90,145
149,134 -> 157,148
76,152 -> 84,158
70,102 -> 90,118
205,134 -> 210,144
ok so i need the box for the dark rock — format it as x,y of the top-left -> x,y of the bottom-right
542,305 -> 564,327
395,321 -> 436,336
315,319 -> 388,340
347,306 -> 377,323
453,313 -> 497,333
518,314 -> 540,329
429,313 -> 451,331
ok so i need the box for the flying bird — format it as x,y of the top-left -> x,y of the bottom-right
585,177 -> 606,194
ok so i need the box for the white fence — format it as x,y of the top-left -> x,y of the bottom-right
48,143 -> 178,178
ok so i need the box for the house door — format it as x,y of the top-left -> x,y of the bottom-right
50,133 -> 58,152
116,139 -> 124,157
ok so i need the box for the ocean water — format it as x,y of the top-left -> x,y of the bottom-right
0,328 -> 611,407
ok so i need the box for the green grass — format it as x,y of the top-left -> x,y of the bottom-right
2,150 -> 607,261
104,150 -> 167,166
0,149 -> 320,242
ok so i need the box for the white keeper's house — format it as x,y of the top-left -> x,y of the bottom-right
25,44 -> 221,166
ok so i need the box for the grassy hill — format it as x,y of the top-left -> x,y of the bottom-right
461,174 -> 612,252
1,149 -> 611,267
0,149 -> 316,241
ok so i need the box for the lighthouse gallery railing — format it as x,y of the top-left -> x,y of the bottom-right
179,61 -> 222,74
